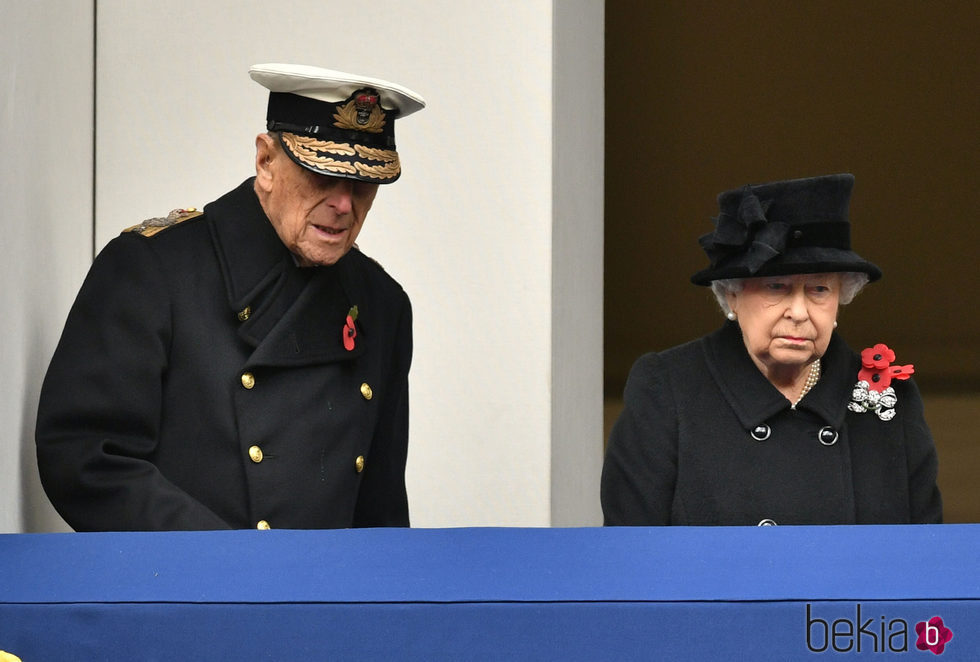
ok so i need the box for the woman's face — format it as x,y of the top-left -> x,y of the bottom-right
726,273 -> 841,374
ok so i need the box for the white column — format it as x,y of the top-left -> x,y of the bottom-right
552,0 -> 604,526
0,1 -> 93,532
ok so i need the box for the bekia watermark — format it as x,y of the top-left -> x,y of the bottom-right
915,617 -> 954,655
806,604 -> 953,654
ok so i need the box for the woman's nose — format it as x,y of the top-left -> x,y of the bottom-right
785,289 -> 809,321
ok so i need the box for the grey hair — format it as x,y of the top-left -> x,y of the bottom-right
710,272 -> 871,316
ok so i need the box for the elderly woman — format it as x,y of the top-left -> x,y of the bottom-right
601,174 -> 942,526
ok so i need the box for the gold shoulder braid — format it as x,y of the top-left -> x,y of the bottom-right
124,208 -> 202,237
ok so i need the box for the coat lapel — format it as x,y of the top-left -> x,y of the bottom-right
795,333 -> 856,428
702,322 -> 853,430
206,178 -> 288,320
248,253 -> 367,367
205,178 -> 366,367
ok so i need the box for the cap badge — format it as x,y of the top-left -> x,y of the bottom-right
333,89 -> 386,134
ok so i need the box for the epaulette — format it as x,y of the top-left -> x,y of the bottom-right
123,208 -> 202,237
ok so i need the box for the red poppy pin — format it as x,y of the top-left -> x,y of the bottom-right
848,343 -> 914,421
343,305 -> 359,351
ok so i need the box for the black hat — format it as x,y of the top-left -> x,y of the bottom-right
690,173 -> 882,285
249,63 -> 425,184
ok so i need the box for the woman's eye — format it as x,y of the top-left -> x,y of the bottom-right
766,282 -> 788,291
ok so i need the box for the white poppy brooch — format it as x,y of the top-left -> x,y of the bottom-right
848,343 -> 914,421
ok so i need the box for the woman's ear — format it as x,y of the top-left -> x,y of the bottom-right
725,290 -> 738,315
254,133 -> 276,193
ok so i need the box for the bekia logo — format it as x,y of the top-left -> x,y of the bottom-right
915,617 -> 953,655
806,604 -> 954,655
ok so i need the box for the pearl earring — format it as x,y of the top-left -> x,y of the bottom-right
726,311 -> 737,321
833,320 -> 838,328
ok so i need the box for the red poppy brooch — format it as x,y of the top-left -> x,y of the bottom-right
343,305 -> 359,351
848,343 -> 914,421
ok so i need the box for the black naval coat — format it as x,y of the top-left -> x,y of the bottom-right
36,178 -> 412,531
601,321 -> 942,526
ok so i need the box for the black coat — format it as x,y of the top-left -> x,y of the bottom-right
601,322 -> 942,526
36,178 -> 412,531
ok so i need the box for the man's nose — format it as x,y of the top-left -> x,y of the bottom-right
326,180 -> 354,214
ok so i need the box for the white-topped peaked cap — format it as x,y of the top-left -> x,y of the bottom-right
249,63 -> 426,184
249,63 -> 426,116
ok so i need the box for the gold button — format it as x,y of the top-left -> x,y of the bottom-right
241,372 -> 255,389
256,520 -> 270,530
248,445 -> 263,463
355,455 -> 365,473
360,383 -> 373,400
237,306 -> 251,322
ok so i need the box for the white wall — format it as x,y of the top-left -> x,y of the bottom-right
5,0 -> 603,531
0,1 -> 94,532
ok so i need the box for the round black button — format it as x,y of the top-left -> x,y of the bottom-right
818,426 -> 839,446
750,425 -> 771,441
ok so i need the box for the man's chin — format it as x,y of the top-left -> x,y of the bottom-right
294,248 -> 349,267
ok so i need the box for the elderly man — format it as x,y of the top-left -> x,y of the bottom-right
36,64 -> 424,531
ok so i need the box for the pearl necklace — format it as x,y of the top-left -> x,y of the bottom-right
792,360 -> 821,409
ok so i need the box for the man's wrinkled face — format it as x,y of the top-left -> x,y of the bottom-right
255,134 -> 379,266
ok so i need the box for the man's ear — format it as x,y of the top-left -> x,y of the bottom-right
254,133 -> 277,193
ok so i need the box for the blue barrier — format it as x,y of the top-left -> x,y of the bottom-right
1,525 -> 977,659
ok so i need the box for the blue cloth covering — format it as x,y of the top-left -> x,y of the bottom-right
1,526 -> 978,660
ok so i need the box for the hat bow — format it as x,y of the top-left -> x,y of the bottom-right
699,187 -> 790,275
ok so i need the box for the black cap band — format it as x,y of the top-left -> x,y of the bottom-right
266,92 -> 397,150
